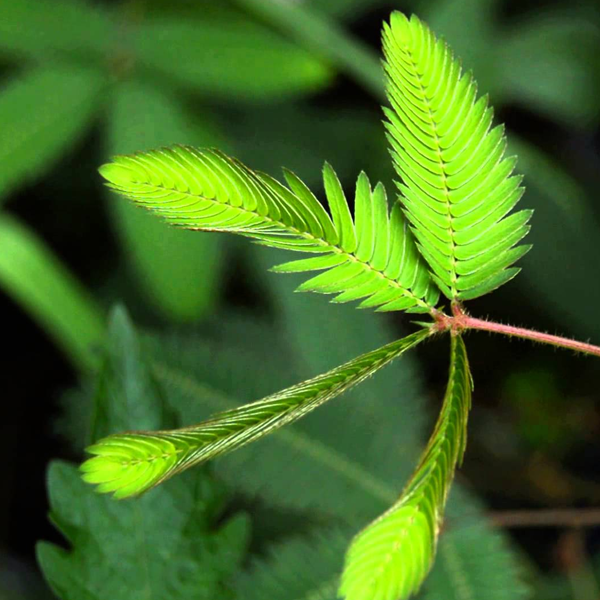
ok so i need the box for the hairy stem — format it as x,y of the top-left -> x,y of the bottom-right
433,304 -> 600,358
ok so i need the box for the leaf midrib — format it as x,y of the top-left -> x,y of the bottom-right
402,45 -> 458,297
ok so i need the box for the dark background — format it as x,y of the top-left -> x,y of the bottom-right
1,0 -> 599,597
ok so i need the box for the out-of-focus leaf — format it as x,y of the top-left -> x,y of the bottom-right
509,134 -> 586,227
494,13 -> 600,127
508,136 -> 600,342
421,0 -> 499,92
107,80 -> 225,322
0,215 -> 104,372
136,17 -> 332,100
37,309 -> 250,600
0,0 -> 112,63
0,64 -> 105,204
305,0 -> 392,21
229,105 -> 391,190
38,462 -> 250,600
235,0 -> 384,99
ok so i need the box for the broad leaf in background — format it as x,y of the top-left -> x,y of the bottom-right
495,13 -> 600,127
0,215 -> 104,372
38,462 -> 249,600
0,64 -> 104,204
82,328 -> 429,498
37,308 -> 249,600
306,0 -> 392,22
136,16 -> 332,100
0,0 -> 111,64
107,81 -> 225,322
421,493 -> 529,600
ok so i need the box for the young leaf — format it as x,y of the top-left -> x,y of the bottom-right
81,328 -> 430,499
0,215 -> 104,372
0,64 -> 104,204
107,81 -> 225,322
339,334 -> 472,600
100,146 -> 439,313
383,13 -> 531,300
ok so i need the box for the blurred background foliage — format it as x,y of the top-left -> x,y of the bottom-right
0,0 -> 599,598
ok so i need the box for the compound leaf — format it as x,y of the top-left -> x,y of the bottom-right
81,328 -> 430,499
100,146 -> 439,313
383,13 -> 531,300
339,334 -> 472,600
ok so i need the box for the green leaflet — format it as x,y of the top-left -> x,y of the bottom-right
339,335 -> 472,600
81,328 -> 430,499
383,13 -> 531,300
100,146 -> 439,312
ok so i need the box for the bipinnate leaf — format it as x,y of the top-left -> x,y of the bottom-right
81,328 -> 430,499
339,335 -> 472,600
383,13 -> 531,300
100,146 -> 438,313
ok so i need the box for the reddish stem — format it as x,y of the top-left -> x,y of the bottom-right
432,304 -> 600,359
463,316 -> 600,358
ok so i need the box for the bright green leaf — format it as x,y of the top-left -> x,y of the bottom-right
383,12 -> 531,300
81,328 -> 430,498
339,334 -> 472,600
100,145 -> 438,313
